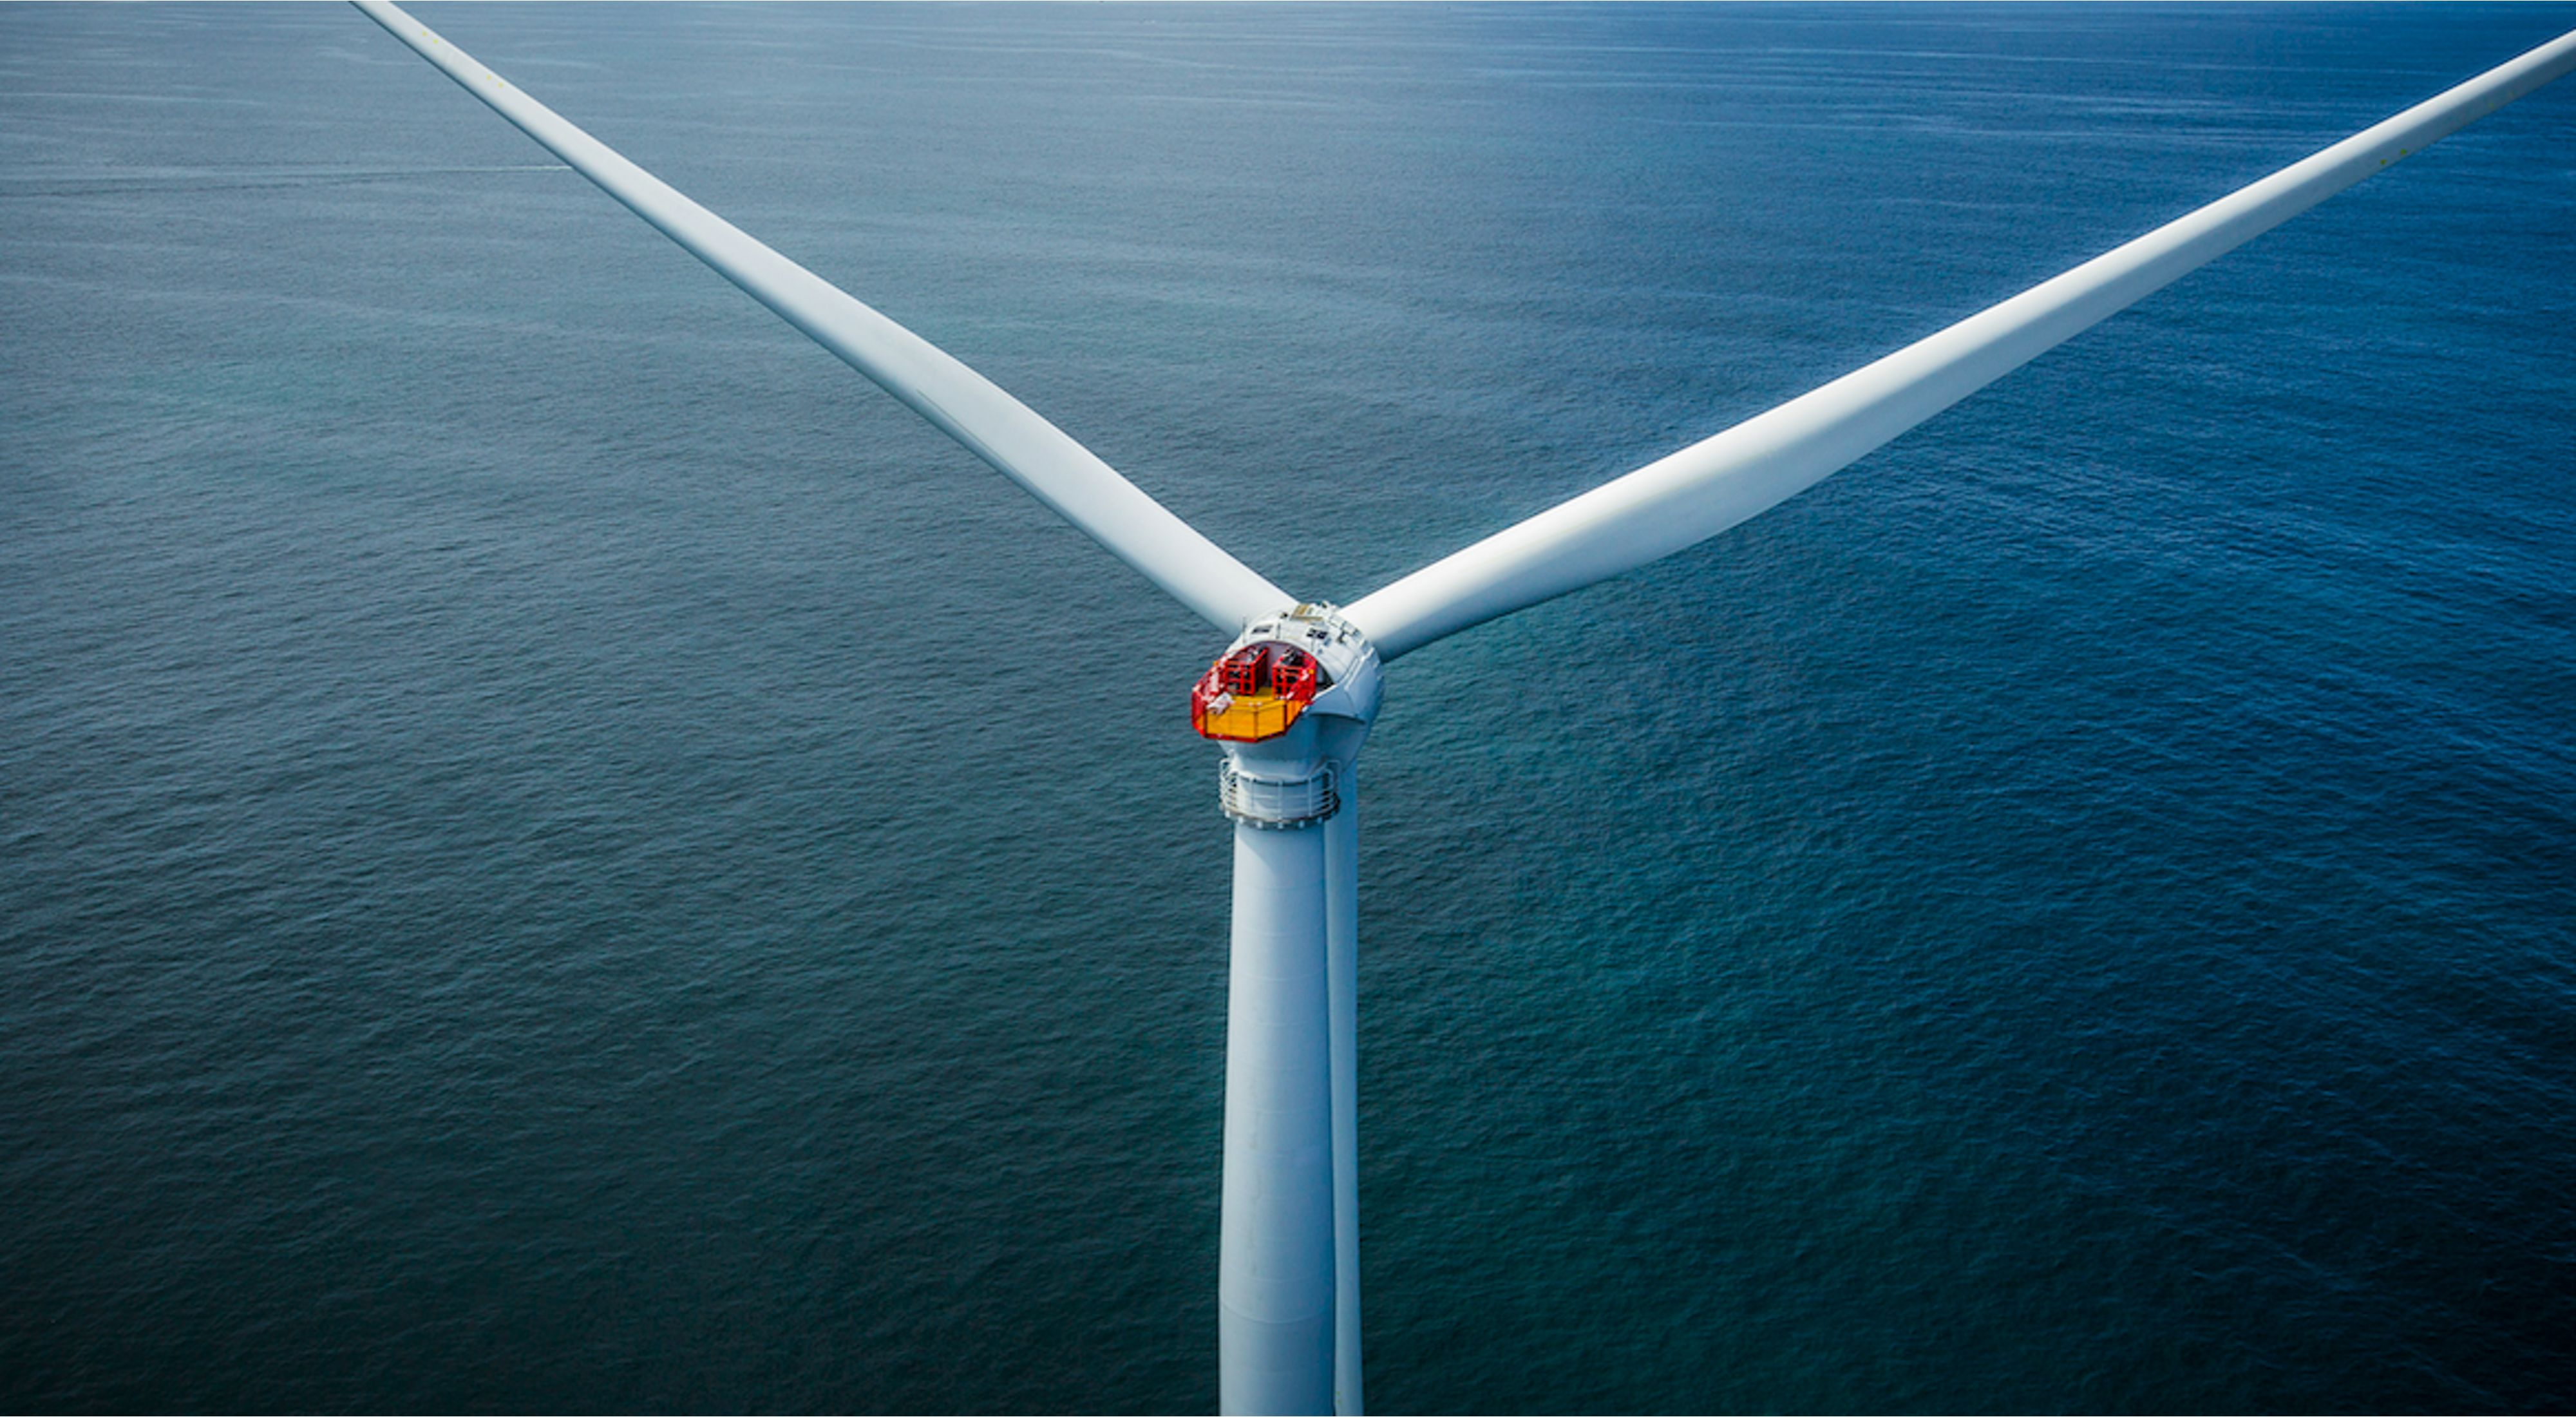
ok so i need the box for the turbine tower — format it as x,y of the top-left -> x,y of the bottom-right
350,5 -> 2576,1411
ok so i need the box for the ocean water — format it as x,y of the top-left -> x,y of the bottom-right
5,4 -> 2573,1411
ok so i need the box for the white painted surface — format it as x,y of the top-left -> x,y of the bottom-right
1344,26 -> 2576,661
352,0 -> 1287,632
1220,821 -> 1337,1416
1325,771 -> 1362,1417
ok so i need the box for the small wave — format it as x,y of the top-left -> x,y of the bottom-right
0,164 -> 567,198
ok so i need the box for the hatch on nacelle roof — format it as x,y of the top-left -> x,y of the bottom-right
1191,641 -> 1325,742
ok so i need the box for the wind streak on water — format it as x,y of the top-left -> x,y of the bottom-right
3,5 -> 2572,1413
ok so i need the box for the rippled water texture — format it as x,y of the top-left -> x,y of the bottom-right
5,5 -> 2573,1411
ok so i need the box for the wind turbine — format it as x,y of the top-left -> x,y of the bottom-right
352,5 -> 2576,1412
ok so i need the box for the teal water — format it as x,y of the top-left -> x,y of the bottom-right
5,5 -> 2573,1411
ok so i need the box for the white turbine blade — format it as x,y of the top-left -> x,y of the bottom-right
1345,28 -> 2576,663
352,0 -> 1286,632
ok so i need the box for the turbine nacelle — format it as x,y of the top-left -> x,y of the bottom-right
1195,604 -> 1382,830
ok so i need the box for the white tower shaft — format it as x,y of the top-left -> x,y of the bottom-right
1325,779 -> 1362,1417
1220,820 -> 1338,1414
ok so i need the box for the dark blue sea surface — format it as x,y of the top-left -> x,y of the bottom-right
5,5 -> 2572,1411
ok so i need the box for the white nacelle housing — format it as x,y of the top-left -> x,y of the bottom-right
1200,605 -> 1381,828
